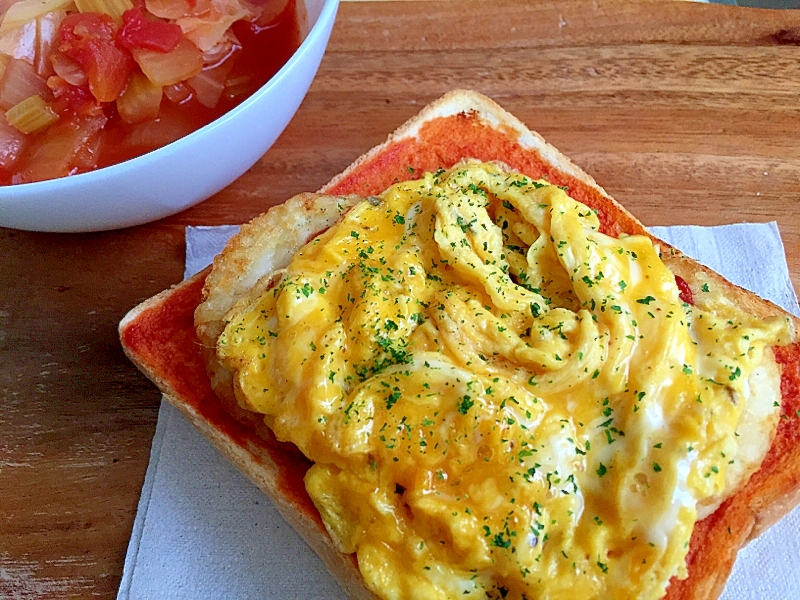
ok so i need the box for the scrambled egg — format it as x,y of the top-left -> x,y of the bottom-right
218,163 -> 792,600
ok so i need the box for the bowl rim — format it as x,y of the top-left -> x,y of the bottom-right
0,0 -> 340,199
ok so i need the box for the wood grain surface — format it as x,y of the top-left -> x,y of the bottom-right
1,1 -> 799,597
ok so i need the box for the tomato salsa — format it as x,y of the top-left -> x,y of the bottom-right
0,0 -> 301,185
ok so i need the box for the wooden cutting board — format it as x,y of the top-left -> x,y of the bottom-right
1,1 -> 799,598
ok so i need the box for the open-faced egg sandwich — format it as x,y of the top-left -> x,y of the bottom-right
120,90 -> 800,600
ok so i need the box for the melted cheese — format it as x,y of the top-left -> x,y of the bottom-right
218,163 -> 793,600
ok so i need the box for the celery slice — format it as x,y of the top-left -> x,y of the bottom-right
6,95 -> 58,134
74,0 -> 134,22
0,0 -> 75,33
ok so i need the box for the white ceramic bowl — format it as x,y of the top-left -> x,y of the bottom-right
0,0 -> 338,233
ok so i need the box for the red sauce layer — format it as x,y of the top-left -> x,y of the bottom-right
120,272 -> 317,522
325,112 -> 646,238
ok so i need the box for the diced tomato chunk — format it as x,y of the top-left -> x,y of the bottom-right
58,13 -> 135,103
675,275 -> 694,305
117,8 -> 183,53
47,75 -> 96,114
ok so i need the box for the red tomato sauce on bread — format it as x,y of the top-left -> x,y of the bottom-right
119,272 -> 319,522
325,111 -> 645,238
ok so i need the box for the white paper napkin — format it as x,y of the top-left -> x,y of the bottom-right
118,222 -> 800,600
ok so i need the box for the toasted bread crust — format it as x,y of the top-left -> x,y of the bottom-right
121,90 -> 800,600
121,272 -> 381,600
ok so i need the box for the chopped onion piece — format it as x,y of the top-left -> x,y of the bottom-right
177,15 -> 238,53
120,101 -> 193,153
16,106 -> 106,183
186,69 -> 224,108
188,40 -> 236,108
0,0 -> 73,32
162,81 -> 191,103
224,72 -> 257,100
51,52 -> 86,86
177,0 -> 251,52
0,111 -> 27,170
0,18 -> 35,63
6,94 -> 58,134
74,0 -> 134,23
251,0 -> 289,28
34,10 -> 66,77
145,0 -> 192,20
133,36 -> 202,87
201,29 -> 239,69
117,70 -> 161,124
0,57 -> 50,111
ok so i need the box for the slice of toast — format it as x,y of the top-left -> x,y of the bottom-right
120,90 -> 800,600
